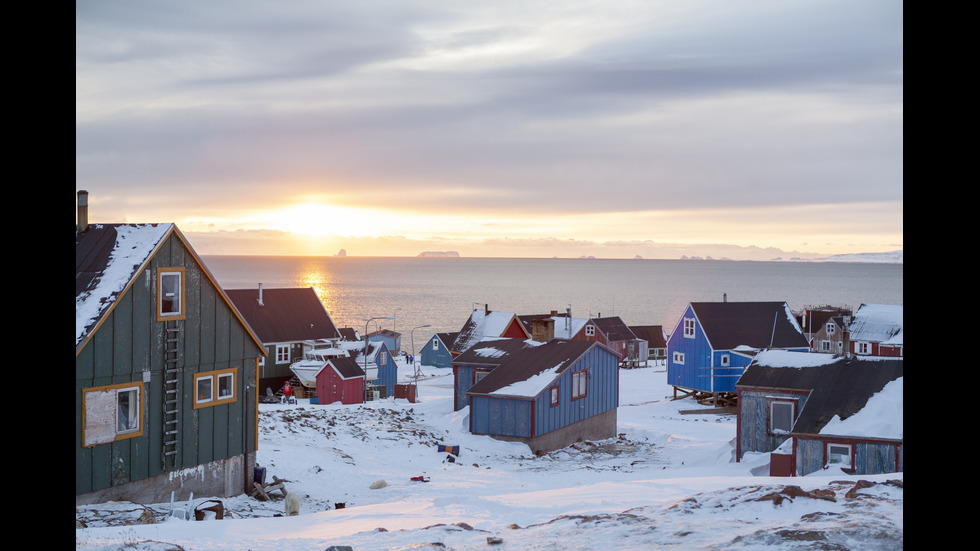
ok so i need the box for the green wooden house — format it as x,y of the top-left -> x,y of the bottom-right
76,197 -> 266,505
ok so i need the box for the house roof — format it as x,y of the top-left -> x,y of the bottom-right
436,332 -> 459,346
467,339 -> 604,398
630,325 -> 667,348
75,223 -> 264,355
737,350 -> 903,440
338,327 -> 360,342
367,329 -> 401,339
325,357 -> 366,380
452,309 -> 529,352
591,316 -> 638,341
451,338 -> 543,367
689,301 -> 809,351
225,287 -> 340,344
343,340 -> 387,363
848,304 -> 903,345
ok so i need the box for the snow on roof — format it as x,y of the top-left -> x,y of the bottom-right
849,304 -> 903,345
552,317 -> 588,339
752,349 -> 841,368
75,223 -> 172,346
490,363 -> 563,397
819,376 -> 903,440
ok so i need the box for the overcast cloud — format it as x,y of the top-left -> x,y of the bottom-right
76,1 -> 902,257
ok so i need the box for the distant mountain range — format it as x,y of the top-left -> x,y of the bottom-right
804,250 -> 903,263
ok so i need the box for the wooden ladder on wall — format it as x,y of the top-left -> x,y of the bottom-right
162,319 -> 181,470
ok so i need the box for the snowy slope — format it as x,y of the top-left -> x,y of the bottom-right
75,358 -> 903,550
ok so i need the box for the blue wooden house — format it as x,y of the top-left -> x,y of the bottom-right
736,350 -> 903,477
345,340 -> 397,399
666,301 -> 809,403
419,332 -> 458,370
76,194 -> 265,505
450,338 -> 542,411
366,329 -> 402,355
465,339 -> 620,455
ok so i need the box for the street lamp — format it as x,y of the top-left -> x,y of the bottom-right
410,324 -> 432,399
364,316 -> 395,399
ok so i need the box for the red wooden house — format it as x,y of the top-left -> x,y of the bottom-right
315,356 -> 366,405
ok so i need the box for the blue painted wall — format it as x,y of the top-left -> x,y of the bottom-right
470,345 -> 620,439
420,334 -> 454,369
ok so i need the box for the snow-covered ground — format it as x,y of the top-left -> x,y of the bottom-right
75,358 -> 903,550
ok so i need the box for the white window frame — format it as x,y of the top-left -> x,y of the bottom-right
276,344 -> 290,364
683,318 -> 695,338
473,370 -> 490,385
720,354 -> 730,367
585,324 -> 595,337
193,368 -> 238,409
156,268 -> 185,321
769,400 -> 796,434
571,370 -> 588,400
821,340 -> 832,352
826,442 -> 854,470
673,351 -> 685,364
217,372 -> 235,400
855,341 -> 871,355
82,382 -> 143,447
826,323 -> 836,335
432,339 -> 439,350
550,386 -> 559,407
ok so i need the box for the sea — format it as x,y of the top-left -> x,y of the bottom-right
203,256 -> 903,351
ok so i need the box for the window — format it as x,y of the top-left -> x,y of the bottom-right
433,339 -> 439,350
473,370 -> 490,385
826,443 -> 854,470
855,342 -> 871,355
826,323 -> 836,335
276,344 -> 290,364
820,341 -> 832,352
217,372 -> 234,400
572,370 -> 588,399
769,400 -> 796,434
380,352 -> 388,366
673,351 -> 685,364
550,386 -> 559,407
82,382 -> 143,447
193,368 -> 237,409
585,324 -> 595,337
720,354 -> 730,367
683,318 -> 695,338
156,268 -> 185,321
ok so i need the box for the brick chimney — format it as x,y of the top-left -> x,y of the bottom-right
76,190 -> 89,233
531,318 -> 555,342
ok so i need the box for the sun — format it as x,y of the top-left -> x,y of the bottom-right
277,203 -> 368,237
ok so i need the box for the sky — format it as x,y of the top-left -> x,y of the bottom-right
76,1 -> 903,260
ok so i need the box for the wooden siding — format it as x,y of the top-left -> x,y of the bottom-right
76,232 -> 261,496
469,345 -> 620,441
794,436 -> 902,476
316,368 -> 364,405
736,388 -> 810,458
420,335 -> 454,369
534,346 -> 619,437
470,396 -> 533,438
368,346 -> 397,398
667,306 -> 712,390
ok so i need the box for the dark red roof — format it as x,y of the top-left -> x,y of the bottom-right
225,287 -> 339,343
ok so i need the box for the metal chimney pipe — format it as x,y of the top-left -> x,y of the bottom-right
258,283 -> 264,306
77,190 -> 89,233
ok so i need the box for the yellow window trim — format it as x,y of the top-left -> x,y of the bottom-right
193,367 -> 238,409
156,267 -> 186,321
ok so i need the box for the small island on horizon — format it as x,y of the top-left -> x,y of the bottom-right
417,251 -> 460,258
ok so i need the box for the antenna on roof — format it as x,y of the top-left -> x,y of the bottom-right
769,311 -> 778,347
